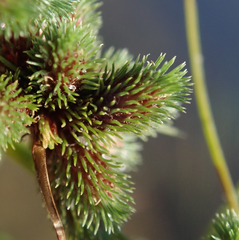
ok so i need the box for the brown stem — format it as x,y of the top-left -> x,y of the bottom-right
32,140 -> 66,240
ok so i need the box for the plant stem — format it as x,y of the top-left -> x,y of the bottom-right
6,142 -> 34,172
183,0 -> 239,213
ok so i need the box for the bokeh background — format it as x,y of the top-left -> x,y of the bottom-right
1,1 -> 239,240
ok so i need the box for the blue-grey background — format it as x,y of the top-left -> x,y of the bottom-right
0,1 -> 239,240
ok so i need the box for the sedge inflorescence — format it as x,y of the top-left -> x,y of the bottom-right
0,0 -> 192,239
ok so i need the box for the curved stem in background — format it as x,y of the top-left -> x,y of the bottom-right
183,0 -> 239,213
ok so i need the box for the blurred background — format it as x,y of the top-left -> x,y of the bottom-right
0,1 -> 239,240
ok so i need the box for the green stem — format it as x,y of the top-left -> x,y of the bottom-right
6,142 -> 34,173
183,0 -> 239,213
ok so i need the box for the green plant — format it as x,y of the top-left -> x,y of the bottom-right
1,0 -> 237,240
0,0 -> 192,239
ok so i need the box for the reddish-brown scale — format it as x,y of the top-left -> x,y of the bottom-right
0,35 -> 32,72
50,120 -> 58,135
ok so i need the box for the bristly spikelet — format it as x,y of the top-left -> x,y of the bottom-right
0,73 -> 37,158
88,54 -> 191,134
47,144 -> 135,237
209,209 -> 239,240
25,1 -> 104,111
0,0 -> 77,38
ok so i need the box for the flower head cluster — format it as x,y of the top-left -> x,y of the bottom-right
0,0 -> 192,239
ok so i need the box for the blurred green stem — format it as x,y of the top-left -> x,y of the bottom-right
6,142 -> 34,173
183,0 -> 239,213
